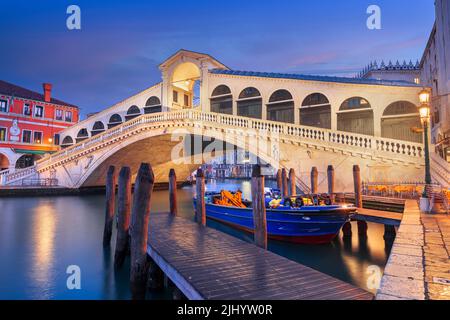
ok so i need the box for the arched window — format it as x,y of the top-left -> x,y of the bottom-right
267,89 -> 294,123
237,87 -> 262,119
0,153 -> 9,170
381,101 -> 422,143
144,96 -> 162,114
337,97 -> 374,136
108,114 -> 123,129
76,128 -> 89,143
210,85 -> 232,115
91,121 -> 105,136
61,136 -> 74,149
125,105 -> 141,121
15,154 -> 42,169
300,93 -> 331,129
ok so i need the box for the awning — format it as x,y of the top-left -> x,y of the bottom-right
13,149 -> 55,155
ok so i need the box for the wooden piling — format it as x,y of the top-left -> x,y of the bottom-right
169,169 -> 177,216
114,167 -> 131,268
103,166 -> 116,247
196,168 -> 206,226
342,222 -> 352,238
327,165 -> 335,202
251,165 -> 267,249
130,163 -> 155,300
311,167 -> 318,194
357,221 -> 368,236
281,168 -> 288,197
147,259 -> 164,291
276,169 -> 282,190
289,168 -> 296,197
384,225 -> 396,241
353,165 -> 363,208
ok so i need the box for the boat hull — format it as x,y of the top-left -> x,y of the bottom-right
194,200 -> 353,245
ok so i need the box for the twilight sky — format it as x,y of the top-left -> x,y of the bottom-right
0,0 -> 436,118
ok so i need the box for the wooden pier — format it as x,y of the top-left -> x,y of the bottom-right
146,212 -> 374,300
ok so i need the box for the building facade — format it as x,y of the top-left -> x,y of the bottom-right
360,60 -> 421,84
0,80 -> 79,170
420,0 -> 450,162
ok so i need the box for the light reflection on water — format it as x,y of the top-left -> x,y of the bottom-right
0,179 -> 392,299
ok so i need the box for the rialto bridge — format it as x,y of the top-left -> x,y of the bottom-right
1,50 -> 449,190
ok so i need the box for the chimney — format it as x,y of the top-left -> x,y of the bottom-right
43,83 -> 52,102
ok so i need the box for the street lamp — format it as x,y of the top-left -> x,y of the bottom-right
418,88 -> 432,204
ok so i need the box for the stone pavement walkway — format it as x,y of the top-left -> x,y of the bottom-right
376,200 -> 450,300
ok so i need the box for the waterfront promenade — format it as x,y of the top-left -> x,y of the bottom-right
377,200 -> 450,300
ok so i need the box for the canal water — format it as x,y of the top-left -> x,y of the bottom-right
0,179 -> 392,299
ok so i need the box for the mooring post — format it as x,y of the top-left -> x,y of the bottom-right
353,165 -> 363,208
276,169 -> 282,190
384,225 -> 396,241
342,222 -> 352,238
353,165 -> 367,236
251,165 -> 268,249
289,168 -> 296,197
130,163 -> 155,300
311,167 -> 318,194
169,169 -> 177,216
327,165 -> 335,203
103,166 -> 116,247
196,168 -> 206,226
281,168 -> 288,197
114,166 -> 131,268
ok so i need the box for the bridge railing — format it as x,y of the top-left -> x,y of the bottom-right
36,109 -> 426,171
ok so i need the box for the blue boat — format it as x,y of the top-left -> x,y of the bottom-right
193,189 -> 356,244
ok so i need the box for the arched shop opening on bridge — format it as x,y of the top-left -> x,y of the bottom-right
337,97 -> 374,136
91,121 -> 106,136
237,87 -> 262,119
125,105 -> 141,121
144,97 -> 162,114
381,101 -> 422,143
267,90 -> 295,124
210,85 -> 232,115
300,93 -> 331,129
15,153 -> 43,169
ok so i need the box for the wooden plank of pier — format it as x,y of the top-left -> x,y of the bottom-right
147,213 -> 374,300
353,208 -> 402,226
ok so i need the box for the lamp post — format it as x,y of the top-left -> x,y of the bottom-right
418,88 -> 432,212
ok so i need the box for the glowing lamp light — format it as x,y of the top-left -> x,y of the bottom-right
48,138 -> 53,143
419,105 -> 430,120
419,88 -> 430,105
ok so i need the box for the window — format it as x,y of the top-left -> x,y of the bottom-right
184,94 -> 189,107
414,78 -> 420,84
33,131 -> 43,144
144,96 -> 162,114
211,85 -> 233,115
0,99 -> 7,113
267,90 -> 294,123
35,105 -> 44,118
237,87 -> 262,119
65,111 -> 73,122
55,109 -> 63,121
23,104 -> 31,116
22,130 -> 32,143
0,127 -> 6,141
173,90 -> 178,103
54,133 -> 60,145
300,93 -> 331,129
